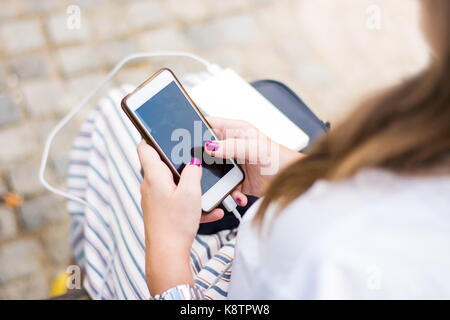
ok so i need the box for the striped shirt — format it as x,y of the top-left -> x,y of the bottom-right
67,85 -> 236,300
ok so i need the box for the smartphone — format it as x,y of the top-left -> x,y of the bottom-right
121,68 -> 244,212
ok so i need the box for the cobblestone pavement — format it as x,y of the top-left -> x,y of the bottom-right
0,0 -> 429,299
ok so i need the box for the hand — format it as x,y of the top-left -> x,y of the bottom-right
205,117 -> 304,204
137,141 -> 224,295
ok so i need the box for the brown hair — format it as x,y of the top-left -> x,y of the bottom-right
256,0 -> 450,223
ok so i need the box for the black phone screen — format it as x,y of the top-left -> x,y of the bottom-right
134,80 -> 234,193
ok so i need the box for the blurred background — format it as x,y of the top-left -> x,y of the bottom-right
0,0 -> 429,299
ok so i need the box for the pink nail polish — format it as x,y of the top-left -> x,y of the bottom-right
205,140 -> 219,152
236,198 -> 242,206
189,157 -> 202,167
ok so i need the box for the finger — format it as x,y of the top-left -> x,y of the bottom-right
177,157 -> 203,194
137,140 -> 175,189
206,117 -> 257,139
200,208 -> 225,223
204,138 -> 261,163
231,190 -> 248,207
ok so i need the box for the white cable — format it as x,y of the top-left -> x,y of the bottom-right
38,51 -> 220,300
222,195 -> 242,222
39,51 -> 219,214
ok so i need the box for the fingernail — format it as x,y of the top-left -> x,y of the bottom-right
236,198 -> 242,206
205,140 -> 219,152
189,157 -> 202,167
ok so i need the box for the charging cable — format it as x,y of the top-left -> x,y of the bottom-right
38,51 -> 245,299
222,195 -> 242,222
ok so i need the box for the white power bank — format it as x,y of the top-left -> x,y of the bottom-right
187,68 -> 309,151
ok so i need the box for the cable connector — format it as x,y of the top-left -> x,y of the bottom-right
222,195 -> 242,223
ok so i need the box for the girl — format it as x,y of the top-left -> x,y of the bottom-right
69,0 -> 449,299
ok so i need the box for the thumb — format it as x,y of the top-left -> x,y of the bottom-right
177,157 -> 203,194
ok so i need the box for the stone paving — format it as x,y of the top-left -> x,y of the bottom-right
0,0 -> 429,299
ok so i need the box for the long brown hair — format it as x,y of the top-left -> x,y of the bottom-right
257,0 -> 450,222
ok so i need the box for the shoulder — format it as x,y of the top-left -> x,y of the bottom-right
267,169 -> 450,254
